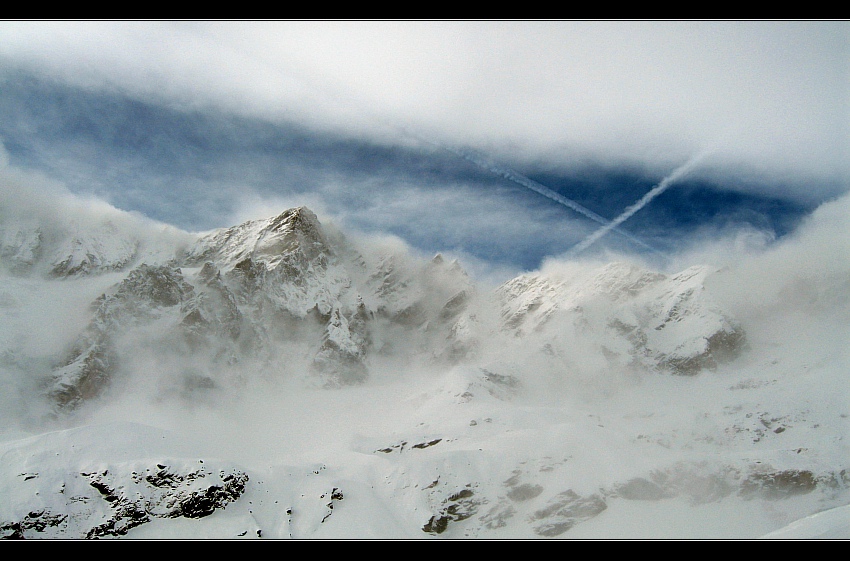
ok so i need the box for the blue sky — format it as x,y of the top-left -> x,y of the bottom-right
0,21 -> 846,277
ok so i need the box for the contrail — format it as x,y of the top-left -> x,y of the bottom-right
240,60 -> 670,258
429,142 -> 664,255
567,150 -> 710,257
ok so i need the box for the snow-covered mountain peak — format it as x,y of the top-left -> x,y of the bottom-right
30,205 -> 492,404
3,196 -> 847,539
254,207 -> 330,265
184,206 -> 332,273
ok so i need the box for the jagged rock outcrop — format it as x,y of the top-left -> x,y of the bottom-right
180,262 -> 244,342
310,304 -> 371,387
50,340 -> 116,410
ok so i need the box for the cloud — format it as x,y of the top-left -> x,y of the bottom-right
1,20 -> 846,198
708,191 -> 850,314
567,149 -> 712,257
224,173 -> 598,277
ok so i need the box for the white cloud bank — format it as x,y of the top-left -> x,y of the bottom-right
1,20 -> 847,199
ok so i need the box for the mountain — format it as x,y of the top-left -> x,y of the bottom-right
496,261 -> 746,375
1,203 -> 847,539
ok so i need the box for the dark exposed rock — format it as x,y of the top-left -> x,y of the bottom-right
376,441 -> 408,454
116,264 -> 193,309
422,514 -> 450,534
49,341 -> 116,409
412,439 -> 442,450
741,469 -> 818,500
1,454 -> 250,540
661,327 -> 748,375
87,464 -> 246,538
319,487 -> 344,524
439,290 -> 471,321
85,501 -> 150,539
311,306 -> 371,388
531,490 -> 607,537
48,264 -> 194,409
1,511 -> 67,539
181,262 -> 243,341
506,483 -> 544,502
480,501 -> 517,530
705,327 -> 748,364
171,484 -> 236,519
422,485 -> 481,535
614,477 -> 672,501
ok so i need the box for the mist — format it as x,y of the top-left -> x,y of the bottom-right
3,164 -> 847,438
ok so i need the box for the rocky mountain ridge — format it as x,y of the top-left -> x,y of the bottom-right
0,206 -> 748,409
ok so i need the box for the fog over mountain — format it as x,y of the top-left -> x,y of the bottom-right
0,21 -> 847,539
0,160 -> 848,538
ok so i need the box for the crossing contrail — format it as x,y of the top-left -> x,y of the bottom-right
567,150 -> 710,257
430,143 -> 664,256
